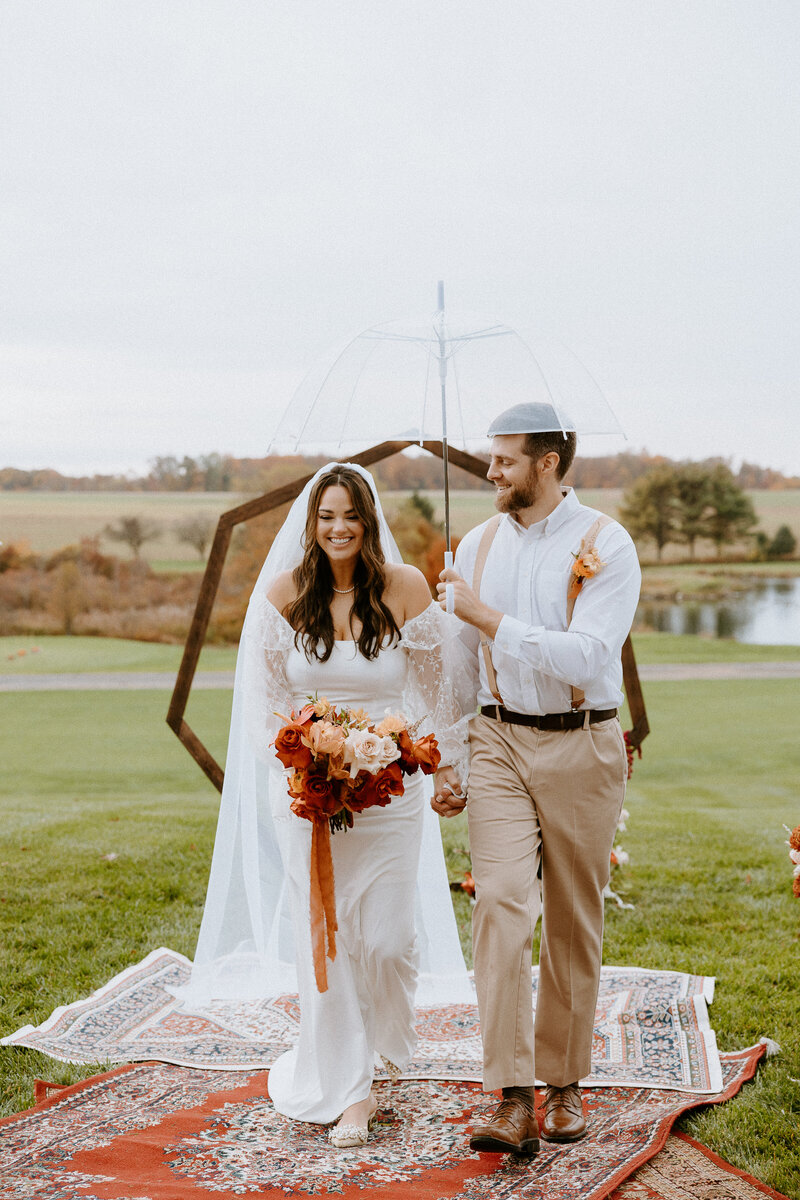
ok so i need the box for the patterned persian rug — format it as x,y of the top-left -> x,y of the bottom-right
0,1046 -> 782,1200
1,947 -> 722,1092
612,1132 -> 794,1200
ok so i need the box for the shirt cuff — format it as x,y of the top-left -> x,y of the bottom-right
494,615 -> 545,655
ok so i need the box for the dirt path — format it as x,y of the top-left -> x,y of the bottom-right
2,663 -> 800,691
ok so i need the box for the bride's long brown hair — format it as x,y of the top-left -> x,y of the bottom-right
287,467 -> 401,662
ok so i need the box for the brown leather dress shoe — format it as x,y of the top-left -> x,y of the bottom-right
540,1083 -> 588,1142
470,1088 -> 540,1156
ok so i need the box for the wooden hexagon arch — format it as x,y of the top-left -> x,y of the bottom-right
167,439 -> 649,791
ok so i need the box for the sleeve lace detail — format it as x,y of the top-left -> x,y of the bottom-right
241,594 -> 296,764
401,602 -> 478,783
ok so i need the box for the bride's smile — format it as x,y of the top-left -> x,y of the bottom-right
316,484 -> 365,569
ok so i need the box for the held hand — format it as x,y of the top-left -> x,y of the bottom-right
437,568 -> 502,637
431,765 -> 467,818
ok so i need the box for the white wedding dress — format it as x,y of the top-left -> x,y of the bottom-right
178,464 -> 475,1126
267,636 -> 429,1122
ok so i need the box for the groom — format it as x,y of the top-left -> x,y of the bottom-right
435,402 -> 640,1156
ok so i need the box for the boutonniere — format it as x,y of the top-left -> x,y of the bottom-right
567,547 -> 606,600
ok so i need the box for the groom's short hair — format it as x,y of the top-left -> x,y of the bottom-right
488,402 -> 577,480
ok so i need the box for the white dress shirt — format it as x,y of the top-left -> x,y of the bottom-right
454,488 -> 641,714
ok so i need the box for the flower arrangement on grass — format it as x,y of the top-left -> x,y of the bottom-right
605,807 -> 634,909
273,697 -> 440,991
623,729 -> 642,779
784,824 -> 800,898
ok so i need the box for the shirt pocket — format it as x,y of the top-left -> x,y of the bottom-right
534,569 -> 569,627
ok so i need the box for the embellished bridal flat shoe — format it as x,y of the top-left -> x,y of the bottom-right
328,1102 -> 379,1149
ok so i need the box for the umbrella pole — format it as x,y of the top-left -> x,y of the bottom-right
437,280 -> 455,611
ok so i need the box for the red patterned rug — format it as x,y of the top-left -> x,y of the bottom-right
0,1044 -> 778,1200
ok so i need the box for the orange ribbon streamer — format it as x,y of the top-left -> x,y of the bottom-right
309,819 -> 338,992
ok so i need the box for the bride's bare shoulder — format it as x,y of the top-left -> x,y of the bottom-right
266,570 -> 297,614
384,562 -> 433,621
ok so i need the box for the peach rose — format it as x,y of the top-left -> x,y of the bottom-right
375,711 -> 408,736
305,720 -> 347,759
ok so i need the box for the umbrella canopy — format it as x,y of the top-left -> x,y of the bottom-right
270,285 -> 624,608
270,294 -> 623,454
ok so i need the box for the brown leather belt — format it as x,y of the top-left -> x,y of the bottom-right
479,706 -> 618,730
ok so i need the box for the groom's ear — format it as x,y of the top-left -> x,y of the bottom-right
537,451 -> 561,478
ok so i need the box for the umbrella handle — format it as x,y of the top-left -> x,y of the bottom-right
444,550 -> 455,614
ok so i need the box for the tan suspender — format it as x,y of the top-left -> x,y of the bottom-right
472,515 -> 504,706
471,511 -> 612,714
566,514 -> 612,709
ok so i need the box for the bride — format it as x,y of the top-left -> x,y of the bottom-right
183,462 -> 472,1148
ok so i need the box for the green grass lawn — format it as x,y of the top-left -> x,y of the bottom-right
3,632 -> 800,674
630,632 -> 800,663
0,635 -> 237,674
0,681 -> 798,1195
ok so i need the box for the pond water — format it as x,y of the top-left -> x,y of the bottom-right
636,577 -> 800,645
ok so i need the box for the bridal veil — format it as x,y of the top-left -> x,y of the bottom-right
181,462 -> 474,1008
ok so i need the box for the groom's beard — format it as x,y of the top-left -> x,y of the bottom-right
494,467 -> 540,514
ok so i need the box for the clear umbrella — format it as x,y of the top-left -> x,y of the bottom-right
270,283 -> 624,607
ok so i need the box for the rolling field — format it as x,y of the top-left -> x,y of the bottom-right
0,491 -> 238,568
4,487 -> 800,569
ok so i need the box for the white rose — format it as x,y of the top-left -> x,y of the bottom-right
377,735 -> 401,769
343,729 -> 385,778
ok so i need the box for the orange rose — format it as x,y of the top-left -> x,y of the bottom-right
274,722 -> 313,769
410,733 -> 441,775
290,769 -> 342,821
396,728 -> 419,775
346,761 -> 404,812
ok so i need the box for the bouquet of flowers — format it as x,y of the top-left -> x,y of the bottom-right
273,697 -> 441,991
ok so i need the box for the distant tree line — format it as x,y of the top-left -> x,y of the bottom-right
619,462 -> 796,560
2,450 -> 800,493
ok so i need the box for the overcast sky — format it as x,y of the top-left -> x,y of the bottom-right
2,1 -> 799,476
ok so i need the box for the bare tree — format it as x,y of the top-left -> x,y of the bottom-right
175,514 -> 215,561
103,516 -> 162,559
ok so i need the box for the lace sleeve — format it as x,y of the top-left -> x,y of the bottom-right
401,602 -> 479,783
240,593 -> 296,765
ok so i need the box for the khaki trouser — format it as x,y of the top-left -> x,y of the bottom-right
467,713 -> 627,1091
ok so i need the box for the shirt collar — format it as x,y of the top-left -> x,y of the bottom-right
505,487 -> 579,539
